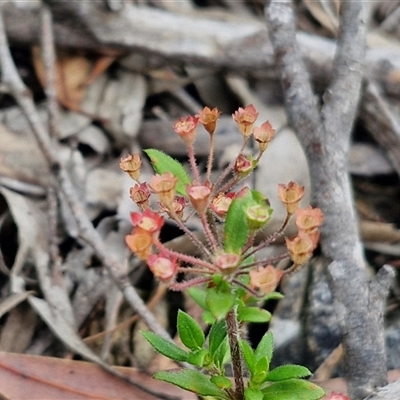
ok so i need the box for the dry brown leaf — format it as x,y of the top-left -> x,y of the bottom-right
32,47 -> 115,111
0,352 -> 196,400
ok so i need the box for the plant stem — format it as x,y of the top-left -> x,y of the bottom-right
226,307 -> 244,400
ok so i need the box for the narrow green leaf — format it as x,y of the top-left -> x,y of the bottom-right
205,287 -> 235,320
210,375 -> 233,390
141,331 -> 188,362
154,369 -> 228,398
255,331 -> 274,362
264,291 -> 284,301
144,148 -> 191,196
262,379 -> 325,400
213,336 -> 230,369
254,356 -> 269,377
224,190 -> 251,253
239,339 -> 256,375
177,309 -> 205,350
187,348 -> 208,367
238,307 -> 271,323
208,319 -> 227,357
266,365 -> 312,382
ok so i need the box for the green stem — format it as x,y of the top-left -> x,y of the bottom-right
226,307 -> 244,400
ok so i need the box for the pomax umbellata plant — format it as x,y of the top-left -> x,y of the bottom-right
120,105 -> 325,400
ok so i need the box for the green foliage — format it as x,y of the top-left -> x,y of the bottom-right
144,148 -> 191,196
266,365 -> 312,381
237,307 -> 271,323
141,331 -> 188,362
177,309 -> 205,350
154,369 -> 228,398
205,287 -> 235,320
262,379 -> 325,400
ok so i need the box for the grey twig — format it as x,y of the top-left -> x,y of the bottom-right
265,1 -> 393,398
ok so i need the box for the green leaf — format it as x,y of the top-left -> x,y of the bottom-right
238,307 -> 271,323
188,287 -> 207,311
141,331 -> 188,362
144,148 -> 191,196
239,339 -> 256,375
264,291 -> 284,301
266,365 -> 312,382
187,348 -> 208,367
203,311 -> 216,325
213,336 -> 230,369
154,369 -> 228,398
177,309 -> 205,350
224,190 -> 252,253
262,379 -> 325,400
245,388 -> 263,400
210,375 -> 233,390
255,331 -> 274,362
209,319 -> 227,357
206,287 -> 235,320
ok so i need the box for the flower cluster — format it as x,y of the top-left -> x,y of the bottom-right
120,105 -> 323,295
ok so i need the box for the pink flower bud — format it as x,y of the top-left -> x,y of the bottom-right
215,253 -> 240,274
188,184 -> 211,215
232,104 -> 259,137
173,115 -> 199,146
125,228 -> 153,260
147,254 -> 178,281
253,121 -> 275,152
130,183 -> 151,210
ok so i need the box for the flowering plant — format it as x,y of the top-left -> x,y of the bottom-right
120,105 -> 325,400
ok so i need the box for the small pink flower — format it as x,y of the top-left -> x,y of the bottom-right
210,192 -> 235,218
130,183 -> 151,210
188,184 -> 211,215
196,106 -> 221,135
235,154 -> 254,177
295,206 -> 324,231
215,253 -> 240,274
250,265 -> 283,295
149,172 -> 178,208
285,232 -> 316,266
119,154 -> 142,181
232,104 -> 259,137
173,115 -> 199,145
125,228 -> 153,260
253,121 -> 275,152
278,181 -> 305,215
147,254 -> 178,281
130,209 -> 164,234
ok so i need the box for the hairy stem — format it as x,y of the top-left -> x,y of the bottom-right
226,307 -> 244,400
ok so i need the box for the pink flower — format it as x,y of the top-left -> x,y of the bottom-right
285,232 -> 316,266
173,115 -> 199,145
249,265 -> 283,294
147,254 -> 178,281
253,121 -> 275,152
149,172 -> 178,208
278,181 -> 305,215
235,154 -> 254,177
215,253 -> 240,274
125,228 -> 153,260
119,154 -> 142,181
232,104 -> 259,137
196,106 -> 221,135
188,184 -> 211,215
130,209 -> 164,234
130,183 -> 151,210
210,192 -> 235,218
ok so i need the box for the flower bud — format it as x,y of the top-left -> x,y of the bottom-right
278,181 -> 305,215
188,184 -> 211,215
147,254 -> 178,281
235,154 -> 255,178
215,253 -> 240,274
119,154 -> 141,181
232,104 -> 258,137
210,192 -> 235,218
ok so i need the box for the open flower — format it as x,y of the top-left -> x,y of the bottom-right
130,209 -> 164,235
285,232 -> 316,266
278,181 -> 305,215
232,104 -> 259,137
173,115 -> 199,146
253,121 -> 275,152
188,184 -> 211,215
210,192 -> 235,218
215,253 -> 240,274
295,206 -> 323,244
130,183 -> 151,210
149,172 -> 178,208
119,154 -> 142,181
147,253 -> 178,281
196,106 -> 221,135
125,228 -> 153,260
249,265 -> 283,295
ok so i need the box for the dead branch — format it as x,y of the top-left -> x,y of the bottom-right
265,1 -> 395,398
